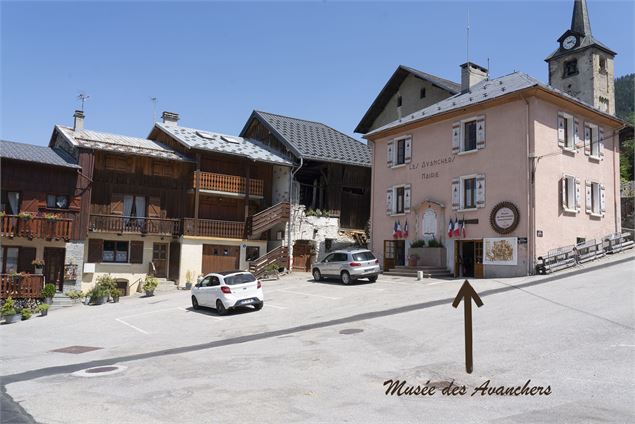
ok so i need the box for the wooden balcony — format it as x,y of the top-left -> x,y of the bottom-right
1,274 -> 45,299
1,215 -> 73,241
193,171 -> 264,197
183,218 -> 245,239
89,215 -> 181,236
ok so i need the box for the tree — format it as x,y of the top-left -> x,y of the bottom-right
615,74 -> 634,183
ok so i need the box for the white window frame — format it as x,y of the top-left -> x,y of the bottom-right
562,175 -> 577,213
590,181 -> 601,216
459,174 -> 478,211
559,112 -> 576,151
585,122 -> 601,160
460,117 -> 478,154
393,136 -> 408,167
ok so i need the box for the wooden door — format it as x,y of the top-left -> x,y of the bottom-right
43,247 -> 65,291
152,243 -> 168,278
202,244 -> 239,274
169,242 -> 181,281
383,240 -> 396,271
474,240 -> 484,278
292,240 -> 313,272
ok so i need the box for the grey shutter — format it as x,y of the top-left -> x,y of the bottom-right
387,141 -> 394,167
386,189 -> 393,215
404,137 -> 412,164
557,115 -> 565,147
476,174 -> 486,208
585,181 -> 592,214
560,177 -> 567,210
404,184 -> 411,213
583,124 -> 591,156
451,178 -> 460,210
452,123 -> 460,154
575,177 -> 581,213
574,118 -> 580,151
600,184 -> 606,215
476,116 -> 486,150
598,127 -> 604,160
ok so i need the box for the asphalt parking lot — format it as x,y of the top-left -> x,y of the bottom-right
1,255 -> 634,423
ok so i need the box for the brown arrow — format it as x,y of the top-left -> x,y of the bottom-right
452,279 -> 483,374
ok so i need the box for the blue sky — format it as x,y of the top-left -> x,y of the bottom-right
1,1 -> 633,146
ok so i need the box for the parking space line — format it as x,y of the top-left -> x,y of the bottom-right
278,289 -> 341,300
115,318 -> 150,335
177,307 -> 224,320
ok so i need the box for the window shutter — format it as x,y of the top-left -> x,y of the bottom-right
600,184 -> 606,216
452,123 -> 460,154
585,181 -> 592,214
560,177 -> 567,210
583,125 -> 591,156
573,118 -> 580,151
88,239 -> 103,263
404,137 -> 412,164
148,196 -> 161,218
451,178 -> 460,210
18,247 -> 36,274
557,115 -> 565,147
130,241 -> 144,264
476,116 -> 486,149
387,141 -> 394,167
111,193 -> 124,216
598,127 -> 604,160
476,174 -> 486,208
404,184 -> 411,213
386,189 -> 393,215
575,177 -> 581,213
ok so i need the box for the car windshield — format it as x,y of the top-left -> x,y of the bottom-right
224,273 -> 257,285
352,252 -> 376,261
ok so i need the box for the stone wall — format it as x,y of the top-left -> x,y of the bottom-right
290,205 -> 357,260
64,241 -> 84,291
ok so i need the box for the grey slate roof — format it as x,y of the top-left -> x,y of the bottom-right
366,71 -> 621,137
355,65 -> 460,134
242,111 -> 371,167
56,125 -> 192,162
1,139 -> 80,168
153,123 -> 294,166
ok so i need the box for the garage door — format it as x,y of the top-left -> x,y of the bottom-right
202,244 -> 239,274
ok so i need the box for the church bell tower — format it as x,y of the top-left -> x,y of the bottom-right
545,0 -> 616,115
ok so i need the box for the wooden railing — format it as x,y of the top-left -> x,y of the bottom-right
1,274 -> 45,299
89,215 -> 181,235
183,218 -> 244,239
248,202 -> 290,236
194,171 -> 264,197
1,215 -> 73,240
249,246 -> 289,278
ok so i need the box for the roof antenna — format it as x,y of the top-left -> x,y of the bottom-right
466,9 -> 470,64
77,92 -> 90,112
150,97 -> 158,123
487,57 -> 490,80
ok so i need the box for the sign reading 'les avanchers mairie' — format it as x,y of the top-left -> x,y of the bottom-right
408,155 -> 456,180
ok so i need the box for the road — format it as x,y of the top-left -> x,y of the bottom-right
1,255 -> 633,423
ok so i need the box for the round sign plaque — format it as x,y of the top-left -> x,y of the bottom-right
490,202 -> 520,234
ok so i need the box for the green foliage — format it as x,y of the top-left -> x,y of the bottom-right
410,240 -> 426,248
143,275 -> 159,292
20,308 -> 32,320
615,74 -> 634,121
89,285 -> 109,301
1,297 -> 17,316
427,238 -> 443,248
41,283 -> 56,299
37,303 -> 49,312
265,263 -> 279,273
65,289 -> 85,300
185,270 -> 193,284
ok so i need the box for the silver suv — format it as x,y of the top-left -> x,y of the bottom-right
312,249 -> 380,284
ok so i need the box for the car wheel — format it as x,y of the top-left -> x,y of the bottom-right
254,303 -> 263,311
341,271 -> 351,285
312,269 -> 322,282
216,300 -> 228,316
192,296 -> 200,309
368,276 -> 378,283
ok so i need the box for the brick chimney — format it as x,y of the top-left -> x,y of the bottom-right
162,111 -> 180,126
73,110 -> 85,132
460,62 -> 488,93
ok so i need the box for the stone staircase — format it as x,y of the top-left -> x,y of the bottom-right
155,278 -> 178,292
383,265 -> 453,279
49,292 -> 75,310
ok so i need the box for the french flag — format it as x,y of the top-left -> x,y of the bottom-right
454,217 -> 461,237
393,221 -> 398,238
448,218 -> 454,238
396,220 -> 403,238
403,220 -> 409,238
461,218 -> 467,238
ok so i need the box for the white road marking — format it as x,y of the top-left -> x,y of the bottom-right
610,344 -> 635,347
278,289 -> 341,300
427,281 -> 448,286
115,318 -> 150,335
177,307 -> 224,320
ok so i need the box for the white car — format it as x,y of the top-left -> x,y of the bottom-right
191,271 -> 263,315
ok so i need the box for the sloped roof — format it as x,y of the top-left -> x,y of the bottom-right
241,110 -> 371,167
0,139 -> 80,168
153,123 -> 294,166
355,65 -> 460,134
367,71 -> 623,137
55,125 -> 192,162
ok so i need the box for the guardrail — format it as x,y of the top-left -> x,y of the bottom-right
248,245 -> 289,278
1,215 -> 73,241
89,215 -> 180,236
194,171 -> 264,197
183,218 -> 245,239
1,274 -> 45,299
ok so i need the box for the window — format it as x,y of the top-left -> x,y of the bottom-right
584,123 -> 601,158
352,251 -> 376,261
557,113 -> 576,150
452,117 -> 485,154
46,194 -> 69,209
0,246 -> 19,274
599,57 -> 607,72
420,88 -> 426,99
564,59 -> 578,77
102,241 -> 129,263
1,191 -> 20,214
463,120 -> 477,152
323,253 -> 335,263
395,187 -> 405,214
246,246 -> 260,261
332,253 -> 349,262
562,175 -> 577,212
397,95 -> 402,107
387,136 -> 411,167
396,138 -> 406,165
590,182 -> 601,214
463,177 -> 476,209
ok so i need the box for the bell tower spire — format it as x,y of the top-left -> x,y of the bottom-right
545,0 -> 616,115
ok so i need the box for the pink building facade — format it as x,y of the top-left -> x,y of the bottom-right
366,77 -> 623,278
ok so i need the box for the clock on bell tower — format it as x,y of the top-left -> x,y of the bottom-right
545,0 -> 616,115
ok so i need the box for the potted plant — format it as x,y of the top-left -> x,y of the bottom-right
184,270 -> 193,290
1,297 -> 21,324
263,263 -> 280,280
143,275 -> 159,297
37,303 -> 49,316
95,275 -> 117,302
89,286 -> 109,305
65,289 -> 83,304
20,307 -> 33,320
408,254 -> 419,267
17,212 -> 32,220
32,259 -> 45,274
111,288 -> 123,303
44,213 -> 61,222
41,283 -> 56,304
